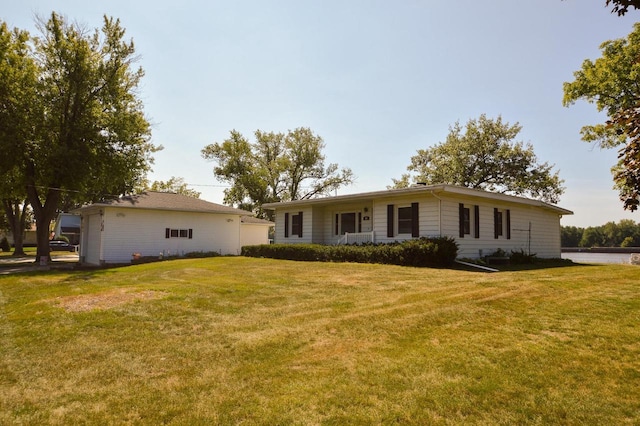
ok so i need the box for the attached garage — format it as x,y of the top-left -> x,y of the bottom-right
74,191 -> 273,266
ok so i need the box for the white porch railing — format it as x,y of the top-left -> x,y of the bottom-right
337,231 -> 375,245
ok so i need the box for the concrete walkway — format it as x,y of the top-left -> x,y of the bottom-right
0,254 -> 79,275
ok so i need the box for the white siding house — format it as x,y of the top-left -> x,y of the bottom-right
240,216 -> 274,246
263,184 -> 573,259
74,192 -> 273,265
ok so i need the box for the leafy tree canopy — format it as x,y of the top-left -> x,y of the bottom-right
0,13 -> 159,260
392,115 -> 565,204
605,0 -> 640,15
563,23 -> 640,210
147,176 -> 201,198
562,219 -> 640,247
201,127 -> 354,218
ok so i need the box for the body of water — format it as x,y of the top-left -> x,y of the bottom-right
561,252 -> 640,264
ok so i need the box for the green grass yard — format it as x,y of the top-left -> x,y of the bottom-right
1,257 -> 639,424
0,246 -> 37,257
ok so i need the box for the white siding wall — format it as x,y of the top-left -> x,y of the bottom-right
270,192 -> 563,258
321,202 -> 374,245
273,207 -> 313,244
312,206 -> 325,244
98,208 -> 242,263
373,195 -> 440,244
440,195 -> 563,259
322,208 -> 338,245
240,224 -> 271,247
82,213 -> 102,265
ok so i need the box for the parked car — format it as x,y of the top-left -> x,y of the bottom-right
49,240 -> 77,252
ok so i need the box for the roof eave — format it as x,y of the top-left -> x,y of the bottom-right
262,184 -> 573,215
73,204 -> 252,216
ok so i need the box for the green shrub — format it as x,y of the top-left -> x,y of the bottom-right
489,248 -> 508,258
0,237 -> 10,252
510,249 -> 537,264
241,237 -> 458,268
183,251 -> 221,259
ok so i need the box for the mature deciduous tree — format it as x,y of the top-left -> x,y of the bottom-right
0,23 -> 38,256
605,0 -> 640,15
563,23 -> 640,211
148,176 -> 201,198
0,13 -> 158,262
0,172 -> 32,256
202,127 -> 354,218
561,219 -> 640,247
392,115 -> 565,204
560,225 -> 584,247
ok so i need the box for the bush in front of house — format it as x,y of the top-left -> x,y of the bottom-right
241,244 -> 329,262
509,249 -> 537,264
241,237 -> 458,267
183,251 -> 222,259
0,237 -> 10,252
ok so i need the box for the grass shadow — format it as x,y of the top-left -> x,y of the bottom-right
452,259 -> 597,273
492,260 -> 600,272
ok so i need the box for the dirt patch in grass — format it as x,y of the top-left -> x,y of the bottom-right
53,288 -> 167,312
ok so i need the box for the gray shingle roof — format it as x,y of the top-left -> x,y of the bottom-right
262,183 -> 573,215
76,191 -> 254,216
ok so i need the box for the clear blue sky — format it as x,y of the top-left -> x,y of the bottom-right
4,0 -> 639,227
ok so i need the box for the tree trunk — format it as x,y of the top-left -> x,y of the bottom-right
27,184 -> 59,264
2,199 -> 29,256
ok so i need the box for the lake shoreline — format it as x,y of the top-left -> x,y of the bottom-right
562,247 -> 640,253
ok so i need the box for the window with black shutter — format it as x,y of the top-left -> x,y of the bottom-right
398,207 -> 412,234
459,203 -> 471,237
291,212 -> 303,237
474,205 -> 480,239
494,208 -> 503,239
165,228 -> 193,239
284,213 -> 289,237
411,202 -> 419,237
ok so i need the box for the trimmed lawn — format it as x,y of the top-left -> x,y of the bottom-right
0,247 -> 37,257
1,257 -> 639,424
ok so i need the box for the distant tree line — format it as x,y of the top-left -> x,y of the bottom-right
561,220 -> 640,247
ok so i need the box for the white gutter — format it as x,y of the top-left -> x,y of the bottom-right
428,190 -> 443,237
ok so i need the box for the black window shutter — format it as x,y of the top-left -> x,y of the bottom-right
494,208 -> 499,239
188,229 -> 193,239
358,212 -> 362,233
411,202 -> 419,238
284,213 -> 289,238
459,203 -> 465,238
298,211 -> 303,238
387,204 -> 394,238
474,205 -> 480,239
165,228 -> 170,239
506,209 -> 511,240
335,214 -> 339,235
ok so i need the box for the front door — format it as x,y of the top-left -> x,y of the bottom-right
340,212 -> 357,234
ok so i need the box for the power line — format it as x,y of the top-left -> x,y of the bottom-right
183,183 -> 230,188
